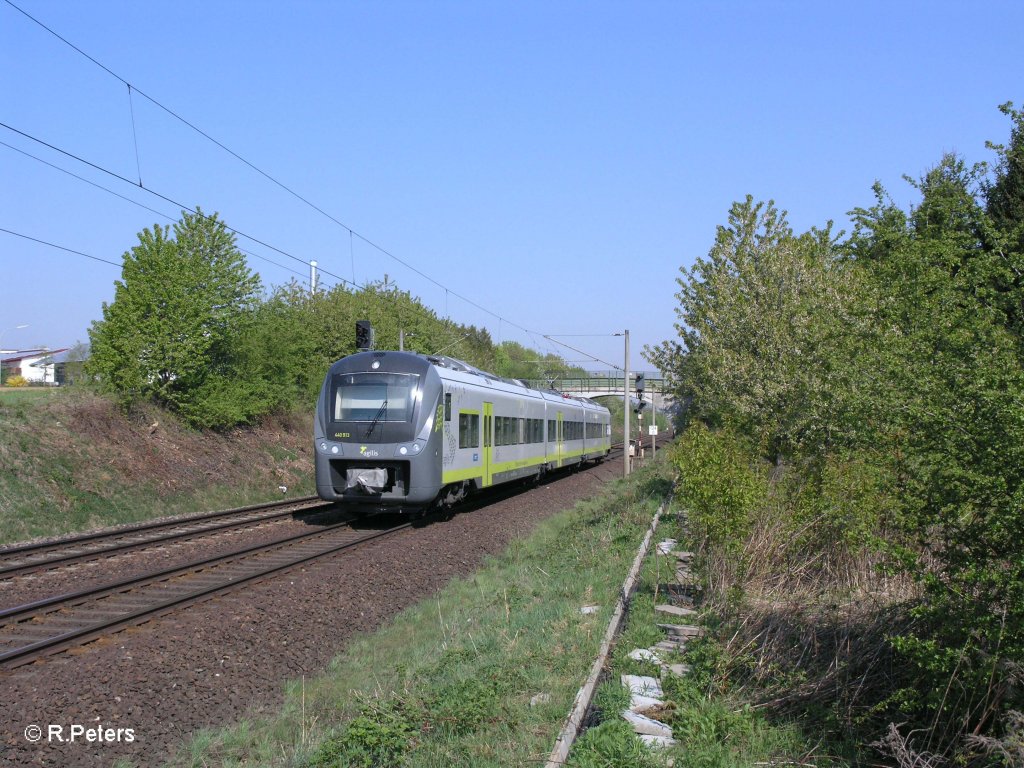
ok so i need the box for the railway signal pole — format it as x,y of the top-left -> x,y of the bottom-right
623,329 -> 630,478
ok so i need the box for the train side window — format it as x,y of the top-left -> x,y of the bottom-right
444,393 -> 451,421
548,419 -> 556,441
459,412 -> 480,448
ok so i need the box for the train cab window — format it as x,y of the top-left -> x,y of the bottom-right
444,393 -> 452,421
332,372 -> 419,422
459,412 -> 480,448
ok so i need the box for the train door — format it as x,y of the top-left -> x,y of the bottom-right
556,411 -> 564,468
483,401 -> 493,487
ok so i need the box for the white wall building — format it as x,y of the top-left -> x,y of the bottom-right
0,348 -> 69,384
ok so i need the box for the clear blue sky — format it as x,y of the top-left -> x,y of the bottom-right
2,0 -> 1022,371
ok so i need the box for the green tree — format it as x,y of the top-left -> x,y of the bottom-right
645,196 -> 854,461
87,208 -> 262,426
985,102 -> 1024,245
850,155 -> 1024,740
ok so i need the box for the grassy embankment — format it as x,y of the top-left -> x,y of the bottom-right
167,455 -> 829,768
0,388 -> 315,545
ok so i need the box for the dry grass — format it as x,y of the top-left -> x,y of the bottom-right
693,503 -> 927,761
0,388 -> 315,544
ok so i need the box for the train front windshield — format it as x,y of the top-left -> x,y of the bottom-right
332,373 -> 420,422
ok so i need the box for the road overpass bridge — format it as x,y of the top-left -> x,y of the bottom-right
524,373 -> 671,403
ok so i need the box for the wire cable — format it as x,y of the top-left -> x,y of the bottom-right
0,140 -> 306,280
3,0 -> 539,336
1,227 -> 123,268
3,0 -> 620,368
0,120 -> 355,288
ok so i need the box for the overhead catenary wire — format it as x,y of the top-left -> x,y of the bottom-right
2,0 -> 540,338
543,335 -> 621,371
3,0 -> 619,368
0,121 -> 356,290
0,140 -> 306,281
1,227 -> 123,268
1,127 -> 613,370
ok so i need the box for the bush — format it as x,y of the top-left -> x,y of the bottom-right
669,423 -> 766,552
4,375 -> 27,388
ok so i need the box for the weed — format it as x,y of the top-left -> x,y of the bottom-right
308,700 -> 418,768
568,719 -> 664,768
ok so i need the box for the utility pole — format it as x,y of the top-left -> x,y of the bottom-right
651,382 -> 657,459
399,329 -> 405,352
309,261 -> 318,295
623,329 -> 630,478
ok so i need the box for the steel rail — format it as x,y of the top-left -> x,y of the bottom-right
0,495 -> 319,558
0,496 -> 325,578
0,519 -> 412,669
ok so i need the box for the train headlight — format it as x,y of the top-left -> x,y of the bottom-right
399,446 -> 408,455
331,445 -> 340,454
320,442 -> 327,451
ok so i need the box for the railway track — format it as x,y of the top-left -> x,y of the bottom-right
0,496 -> 329,579
0,517 -> 413,670
0,440 -> 670,670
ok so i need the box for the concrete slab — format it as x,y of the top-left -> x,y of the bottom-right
620,674 -> 663,698
640,734 -> 679,749
655,604 -> 697,618
654,640 -> 685,654
657,623 -> 703,638
662,663 -> 692,678
628,648 -> 661,664
621,710 -> 673,738
629,693 -> 663,713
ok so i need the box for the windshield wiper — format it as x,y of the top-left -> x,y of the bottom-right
365,399 -> 388,438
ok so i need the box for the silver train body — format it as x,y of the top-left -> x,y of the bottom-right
314,351 -> 612,513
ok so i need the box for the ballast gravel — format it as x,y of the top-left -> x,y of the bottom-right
0,459 -> 623,768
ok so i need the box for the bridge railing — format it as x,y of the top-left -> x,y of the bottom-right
524,374 -> 666,395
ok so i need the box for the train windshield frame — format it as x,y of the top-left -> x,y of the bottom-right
331,372 -> 420,423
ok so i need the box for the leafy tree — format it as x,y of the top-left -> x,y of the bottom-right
850,154 -> 1024,740
985,102 -> 1024,245
645,196 -> 855,462
652,109 -> 1024,751
87,208 -> 262,426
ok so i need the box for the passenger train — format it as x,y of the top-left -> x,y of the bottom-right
314,350 -> 612,514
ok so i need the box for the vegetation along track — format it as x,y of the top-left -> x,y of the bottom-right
0,496 -> 327,578
0,516 -> 415,670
